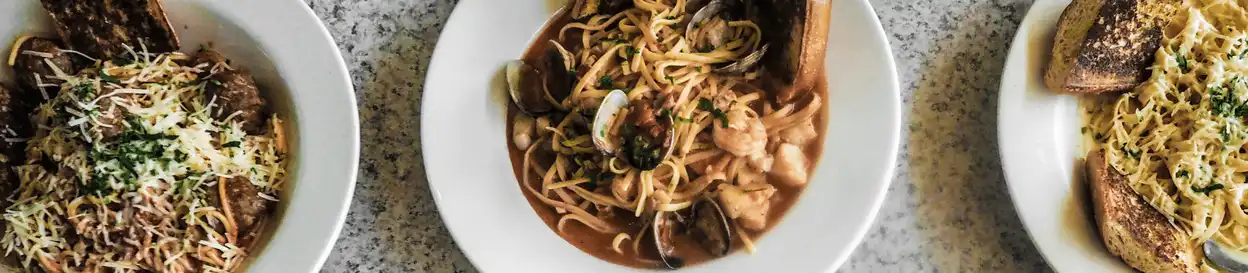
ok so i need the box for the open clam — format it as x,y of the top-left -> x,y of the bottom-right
544,40 -> 576,102
590,89 -> 674,170
652,197 -> 734,270
504,60 -> 552,115
684,0 -> 768,74
688,196 -> 733,257
653,211 -> 684,269
504,40 -> 577,115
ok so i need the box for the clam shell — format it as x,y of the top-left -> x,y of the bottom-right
714,44 -> 769,74
591,89 -> 630,154
505,60 -> 554,115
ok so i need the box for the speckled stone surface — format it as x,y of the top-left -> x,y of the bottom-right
310,0 -> 1054,272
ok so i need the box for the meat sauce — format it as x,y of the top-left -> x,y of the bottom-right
504,9 -> 831,269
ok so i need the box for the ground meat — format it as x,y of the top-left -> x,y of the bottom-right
206,70 -> 266,134
12,37 -> 77,104
92,88 -> 130,140
194,50 -> 228,66
205,177 -> 272,246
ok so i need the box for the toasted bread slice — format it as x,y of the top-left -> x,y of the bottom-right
757,0 -> 830,103
39,0 -> 181,58
1045,0 -> 1179,93
1087,151 -> 1200,273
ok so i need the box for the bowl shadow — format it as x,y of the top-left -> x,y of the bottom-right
901,0 -> 1051,272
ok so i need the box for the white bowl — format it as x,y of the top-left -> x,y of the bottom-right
0,0 -> 360,272
421,0 -> 901,272
998,0 -> 1133,271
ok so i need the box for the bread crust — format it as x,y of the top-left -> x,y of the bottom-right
1086,151 -> 1200,273
758,0 -> 830,102
1045,0 -> 1179,94
39,0 -> 181,58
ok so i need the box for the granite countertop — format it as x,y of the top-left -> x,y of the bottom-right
311,0 -> 1052,272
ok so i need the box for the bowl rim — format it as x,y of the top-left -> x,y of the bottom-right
210,0 -> 361,271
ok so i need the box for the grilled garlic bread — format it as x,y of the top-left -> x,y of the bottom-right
758,0 -> 830,102
39,0 -> 181,58
1086,151 -> 1201,273
1045,0 -> 1179,93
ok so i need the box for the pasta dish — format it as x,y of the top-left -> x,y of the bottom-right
1086,0 -> 1248,253
506,0 -> 829,269
0,38 -> 287,273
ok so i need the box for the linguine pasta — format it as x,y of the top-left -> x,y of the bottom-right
1088,0 -> 1248,252
513,0 -> 823,266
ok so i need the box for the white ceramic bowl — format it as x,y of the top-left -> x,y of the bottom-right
422,0 -> 901,272
0,0 -> 360,272
998,0 -> 1134,271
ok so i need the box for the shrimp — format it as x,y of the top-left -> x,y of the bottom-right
712,109 -> 767,158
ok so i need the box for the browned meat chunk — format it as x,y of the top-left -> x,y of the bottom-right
193,50 -> 266,133
194,50 -> 228,69
205,70 -> 266,134
91,88 -> 130,140
206,177 -> 273,246
39,0 -> 181,58
11,37 -> 77,103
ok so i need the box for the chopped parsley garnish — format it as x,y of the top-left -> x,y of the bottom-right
598,75 -> 613,88
659,108 -> 693,123
1177,55 -> 1190,72
697,98 -> 729,128
604,37 -> 629,44
1124,148 -> 1141,159
697,99 -> 714,111
1177,170 -> 1190,178
665,75 -> 675,84
624,46 -> 639,58
87,127 -> 182,194
619,124 -> 636,136
71,83 -> 95,99
584,171 -> 616,191
698,45 -> 714,53
1210,85 -> 1248,118
1193,184 -> 1225,194
100,74 -> 121,84
665,16 -> 675,20
694,67 -> 703,73
222,141 -> 242,148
